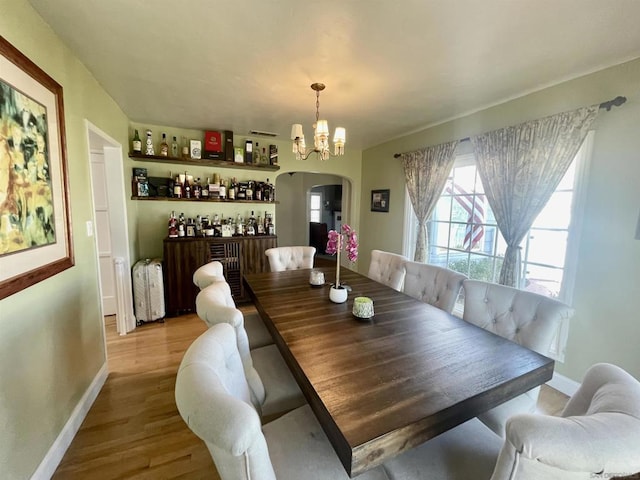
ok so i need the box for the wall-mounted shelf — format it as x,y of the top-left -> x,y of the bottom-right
131,196 -> 278,204
129,152 -> 280,172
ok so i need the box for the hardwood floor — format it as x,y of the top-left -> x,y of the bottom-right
52,314 -> 220,479
53,306 -> 568,479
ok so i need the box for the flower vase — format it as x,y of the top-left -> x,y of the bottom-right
329,285 -> 348,303
329,236 -> 347,303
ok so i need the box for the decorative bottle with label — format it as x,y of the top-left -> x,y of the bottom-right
145,129 -> 154,155
182,136 -> 190,159
168,211 -> 178,238
132,129 -> 142,153
178,212 -> 186,237
171,136 -> 178,157
160,133 -> 169,156
201,177 -> 210,198
184,172 -> 191,199
245,140 -> 253,164
174,174 -> 183,199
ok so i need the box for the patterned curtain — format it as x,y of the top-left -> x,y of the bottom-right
471,105 -> 599,287
401,141 -> 458,262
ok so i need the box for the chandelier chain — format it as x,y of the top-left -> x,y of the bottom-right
316,89 -> 320,124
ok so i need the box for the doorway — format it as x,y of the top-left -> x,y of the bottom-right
274,172 -> 351,248
86,121 -> 136,334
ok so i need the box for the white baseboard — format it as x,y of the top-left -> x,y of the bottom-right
547,371 -> 581,397
31,362 -> 108,480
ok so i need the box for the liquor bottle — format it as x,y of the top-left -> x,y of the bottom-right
145,129 -> 154,155
178,212 -> 186,237
263,178 -> 271,202
195,215 -> 203,237
235,213 -> 243,236
246,181 -> 254,201
261,147 -> 268,165
245,139 -> 253,164
253,142 -> 260,164
201,177 -> 210,198
257,215 -> 264,235
173,174 -> 183,198
184,172 -> 191,199
132,129 -> 142,153
255,182 -> 262,201
182,136 -> 190,158
171,136 -> 178,157
168,211 -> 178,238
267,213 -> 275,235
193,177 -> 202,199
247,210 -> 256,236
228,178 -> 236,200
160,133 -> 169,156
186,217 -> 196,237
219,179 -> 226,200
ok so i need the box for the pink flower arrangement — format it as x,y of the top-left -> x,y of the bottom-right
326,224 -> 358,288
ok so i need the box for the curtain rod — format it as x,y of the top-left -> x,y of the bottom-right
393,95 -> 627,158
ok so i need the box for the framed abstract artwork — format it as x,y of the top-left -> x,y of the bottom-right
0,37 -> 73,300
371,189 -> 390,212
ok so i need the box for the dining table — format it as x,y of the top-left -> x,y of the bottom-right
243,266 -> 554,478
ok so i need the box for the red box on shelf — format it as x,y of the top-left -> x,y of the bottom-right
205,130 -> 223,151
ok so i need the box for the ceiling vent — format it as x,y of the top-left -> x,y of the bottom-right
249,130 -> 279,137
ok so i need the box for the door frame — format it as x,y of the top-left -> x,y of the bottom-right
85,120 -> 136,335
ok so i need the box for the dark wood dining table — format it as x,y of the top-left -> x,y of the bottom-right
243,266 -> 554,477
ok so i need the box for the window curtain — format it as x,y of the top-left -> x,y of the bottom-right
401,141 -> 458,262
471,105 -> 599,287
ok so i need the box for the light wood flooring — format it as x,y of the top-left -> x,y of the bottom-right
53,306 -> 569,479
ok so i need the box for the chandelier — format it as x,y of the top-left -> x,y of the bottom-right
291,83 -> 346,161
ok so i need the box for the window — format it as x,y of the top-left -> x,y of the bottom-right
404,132 -> 593,308
310,193 -> 321,223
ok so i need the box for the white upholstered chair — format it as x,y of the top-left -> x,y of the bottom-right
382,363 -> 640,480
367,250 -> 408,291
195,268 -> 274,349
195,282 -> 304,417
462,279 -> 575,437
175,323 -> 390,480
192,260 -> 225,289
265,246 -> 316,272
402,261 -> 467,313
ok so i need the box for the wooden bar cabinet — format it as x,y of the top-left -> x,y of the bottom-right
163,235 -> 276,316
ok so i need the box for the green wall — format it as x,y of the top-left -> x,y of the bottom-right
0,1 -> 130,477
360,59 -> 640,382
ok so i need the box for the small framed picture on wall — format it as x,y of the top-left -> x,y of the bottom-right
371,189 -> 390,212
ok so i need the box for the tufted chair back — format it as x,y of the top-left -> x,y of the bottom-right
175,323 -> 277,480
491,363 -> 640,479
195,282 -> 266,409
367,250 -> 408,291
192,261 -> 225,289
403,261 -> 467,313
265,246 -> 316,272
462,279 -> 575,436
462,279 -> 574,357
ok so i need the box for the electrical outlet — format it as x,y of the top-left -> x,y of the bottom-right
86,220 -> 94,237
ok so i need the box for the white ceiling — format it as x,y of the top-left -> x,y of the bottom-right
28,0 -> 640,150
